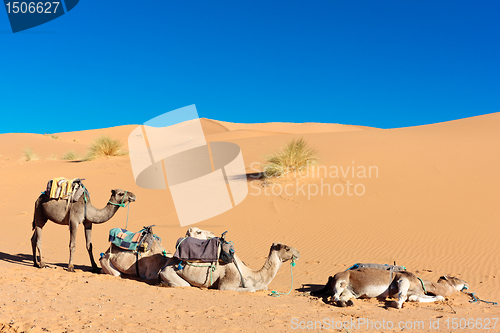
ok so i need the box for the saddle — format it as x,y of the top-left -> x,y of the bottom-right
45,177 -> 88,202
173,231 -> 245,288
109,226 -> 154,252
174,237 -> 220,262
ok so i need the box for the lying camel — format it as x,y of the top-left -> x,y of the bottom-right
159,242 -> 300,292
100,227 -> 215,280
312,268 -> 467,308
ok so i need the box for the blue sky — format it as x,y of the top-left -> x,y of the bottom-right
0,0 -> 499,134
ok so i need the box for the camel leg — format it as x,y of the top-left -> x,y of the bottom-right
159,266 -> 191,287
83,222 -> 99,272
68,220 -> 78,272
396,278 -> 410,308
99,252 -> 122,277
218,275 -> 255,292
31,225 -> 46,268
408,294 -> 445,303
225,286 -> 256,292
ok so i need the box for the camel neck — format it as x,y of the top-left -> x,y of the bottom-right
243,250 -> 283,287
424,281 -> 456,296
85,200 -> 120,223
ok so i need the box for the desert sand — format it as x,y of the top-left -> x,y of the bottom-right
0,114 -> 499,332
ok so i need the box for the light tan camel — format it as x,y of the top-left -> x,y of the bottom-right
99,227 -> 215,280
159,243 -> 300,292
312,268 -> 467,308
31,189 -> 136,272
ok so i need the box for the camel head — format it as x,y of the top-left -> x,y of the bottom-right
110,189 -> 136,205
185,227 -> 215,240
438,275 -> 468,292
271,243 -> 300,263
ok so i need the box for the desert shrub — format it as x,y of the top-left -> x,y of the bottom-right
263,138 -> 317,178
85,136 -> 127,160
23,148 -> 38,161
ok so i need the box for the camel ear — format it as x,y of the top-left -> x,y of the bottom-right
272,243 -> 282,251
111,189 -> 116,195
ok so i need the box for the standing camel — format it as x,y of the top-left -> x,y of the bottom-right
31,188 -> 136,272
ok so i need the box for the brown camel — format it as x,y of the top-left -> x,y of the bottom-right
31,189 -> 136,272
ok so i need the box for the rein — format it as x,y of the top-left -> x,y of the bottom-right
269,256 -> 297,297
461,286 -> 498,305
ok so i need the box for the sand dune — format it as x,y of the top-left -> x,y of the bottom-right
1,113 -> 499,332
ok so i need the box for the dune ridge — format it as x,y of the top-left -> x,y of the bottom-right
1,113 -> 499,332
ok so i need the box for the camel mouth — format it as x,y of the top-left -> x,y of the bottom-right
128,196 -> 136,202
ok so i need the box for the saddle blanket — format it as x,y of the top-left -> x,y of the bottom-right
174,237 -> 220,262
109,228 -> 143,251
45,177 -> 87,202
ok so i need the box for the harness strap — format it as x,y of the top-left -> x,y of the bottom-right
82,184 -> 89,220
417,276 -> 427,295
136,251 -> 140,278
181,260 -> 217,286
233,258 -> 246,288
108,190 -> 128,208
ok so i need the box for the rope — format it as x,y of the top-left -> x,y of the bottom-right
417,276 -> 427,295
269,257 -> 296,297
108,190 -> 128,208
461,287 -> 498,305
176,237 -> 187,251
125,203 -> 130,229
179,260 -> 217,286
82,184 -> 89,220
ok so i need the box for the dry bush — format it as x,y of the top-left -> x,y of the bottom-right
23,148 -> 38,161
263,138 -> 317,178
85,136 -> 127,161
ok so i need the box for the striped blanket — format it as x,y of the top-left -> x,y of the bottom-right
109,228 -> 143,251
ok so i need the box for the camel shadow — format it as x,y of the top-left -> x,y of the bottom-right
298,283 -> 331,304
298,283 -> 327,293
0,251 -> 96,272
0,252 -> 33,266
52,262 -> 94,272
